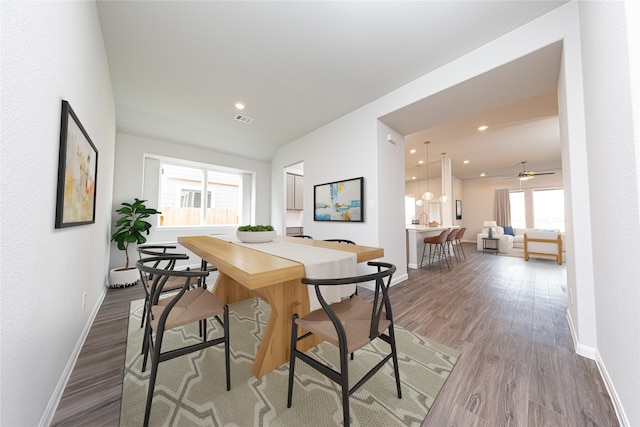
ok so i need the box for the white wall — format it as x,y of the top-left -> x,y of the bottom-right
0,2 -> 115,425
376,121 -> 408,282
110,132 -> 272,270
271,104 -> 409,283
579,1 -> 640,425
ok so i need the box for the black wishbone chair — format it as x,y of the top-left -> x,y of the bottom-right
323,239 -> 356,245
287,261 -> 401,427
137,255 -> 230,427
137,245 -> 189,330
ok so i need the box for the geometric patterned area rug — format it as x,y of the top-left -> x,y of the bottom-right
120,297 -> 459,426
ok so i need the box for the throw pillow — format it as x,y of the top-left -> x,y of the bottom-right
503,225 -> 514,236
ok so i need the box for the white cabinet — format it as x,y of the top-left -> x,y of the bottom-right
286,174 -> 304,210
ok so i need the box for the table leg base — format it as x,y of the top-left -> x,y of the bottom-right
213,275 -> 321,378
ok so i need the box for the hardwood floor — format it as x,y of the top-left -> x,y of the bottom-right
52,244 -> 619,426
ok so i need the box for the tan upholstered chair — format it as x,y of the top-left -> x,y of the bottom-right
287,262 -> 401,427
137,255 -> 230,427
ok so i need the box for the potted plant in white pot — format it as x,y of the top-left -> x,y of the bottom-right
109,198 -> 161,288
236,224 -> 276,243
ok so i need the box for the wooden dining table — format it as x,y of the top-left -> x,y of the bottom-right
178,234 -> 384,378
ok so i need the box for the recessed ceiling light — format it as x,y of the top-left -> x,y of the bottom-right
463,160 -> 470,164
412,176 -> 416,180
235,102 -> 245,110
409,149 -> 416,154
478,125 -> 488,131
480,172 -> 487,177
418,160 -> 424,164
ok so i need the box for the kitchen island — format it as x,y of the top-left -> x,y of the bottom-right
406,225 -> 459,269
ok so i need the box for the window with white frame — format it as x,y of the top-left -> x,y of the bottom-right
533,189 -> 565,231
509,191 -> 525,228
158,162 -> 242,227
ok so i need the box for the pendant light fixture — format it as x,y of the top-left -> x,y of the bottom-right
415,164 -> 424,206
421,141 -> 434,201
439,152 -> 448,203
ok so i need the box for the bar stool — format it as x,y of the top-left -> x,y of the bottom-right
455,227 -> 467,260
445,228 -> 460,264
420,230 -> 451,271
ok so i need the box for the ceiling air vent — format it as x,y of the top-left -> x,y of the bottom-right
235,114 -> 253,124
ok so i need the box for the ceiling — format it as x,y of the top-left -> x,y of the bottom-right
96,1 -> 567,177
382,42 -> 564,181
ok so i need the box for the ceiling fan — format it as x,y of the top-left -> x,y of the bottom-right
516,161 -> 555,181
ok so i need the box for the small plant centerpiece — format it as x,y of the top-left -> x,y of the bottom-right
236,224 -> 276,243
109,198 -> 161,288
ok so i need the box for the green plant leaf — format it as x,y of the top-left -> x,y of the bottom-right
111,199 -> 161,265
237,224 -> 274,232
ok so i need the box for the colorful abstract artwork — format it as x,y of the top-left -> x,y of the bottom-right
55,100 -> 98,228
314,177 -> 363,222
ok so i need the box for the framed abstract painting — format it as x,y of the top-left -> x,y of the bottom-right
55,100 -> 98,228
313,177 -> 363,222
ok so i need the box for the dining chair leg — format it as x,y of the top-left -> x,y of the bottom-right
434,244 -> 443,272
287,314 -> 299,408
430,244 -> 436,266
454,241 -> 463,261
142,321 -> 152,372
445,243 -> 452,268
388,325 -> 403,399
440,243 -> 451,269
458,241 -> 466,260
448,241 -> 459,263
223,306 -> 230,390
143,328 -> 164,427
453,241 -> 461,262
339,347 -> 350,427
140,297 -> 148,328
141,305 -> 150,355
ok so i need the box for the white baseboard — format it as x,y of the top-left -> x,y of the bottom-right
39,285 -> 108,427
594,349 -> 631,427
566,309 -> 628,427
566,308 -> 597,359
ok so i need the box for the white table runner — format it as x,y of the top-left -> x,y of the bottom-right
212,234 -> 356,311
